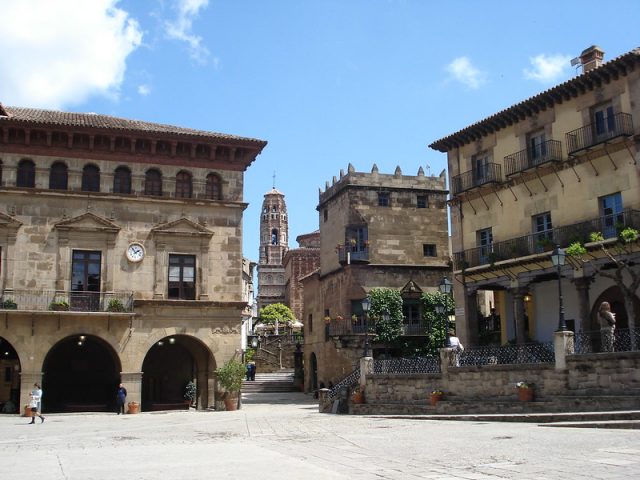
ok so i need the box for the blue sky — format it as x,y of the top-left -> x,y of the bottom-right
2,0 -> 639,263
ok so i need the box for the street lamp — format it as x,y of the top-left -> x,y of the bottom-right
550,245 -> 567,332
438,277 -> 453,347
361,296 -> 371,357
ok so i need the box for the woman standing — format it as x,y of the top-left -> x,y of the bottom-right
597,301 -> 616,352
116,383 -> 127,415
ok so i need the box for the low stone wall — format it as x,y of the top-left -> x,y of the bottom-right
364,351 -> 640,404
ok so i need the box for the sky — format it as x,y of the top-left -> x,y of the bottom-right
1,0 -> 639,264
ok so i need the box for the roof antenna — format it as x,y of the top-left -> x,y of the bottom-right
273,171 -> 276,189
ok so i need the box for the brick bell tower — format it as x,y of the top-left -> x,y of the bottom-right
256,187 -> 289,311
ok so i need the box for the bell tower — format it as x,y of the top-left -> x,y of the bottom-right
256,187 -> 288,311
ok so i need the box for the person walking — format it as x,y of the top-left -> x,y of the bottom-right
28,383 -> 45,424
448,330 -> 465,367
116,383 -> 127,415
597,301 -> 616,352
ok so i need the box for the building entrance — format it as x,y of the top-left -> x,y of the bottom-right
0,338 -> 20,414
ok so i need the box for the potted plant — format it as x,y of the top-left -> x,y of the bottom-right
106,298 -> 126,312
216,359 -> 245,411
516,381 -> 534,402
324,316 -> 331,324
0,298 -> 17,310
351,385 -> 365,404
49,299 -> 69,311
430,389 -> 444,406
184,380 -> 196,408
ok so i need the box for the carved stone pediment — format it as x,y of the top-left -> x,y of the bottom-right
401,279 -> 423,299
151,217 -> 213,238
0,211 -> 23,231
53,212 -> 121,234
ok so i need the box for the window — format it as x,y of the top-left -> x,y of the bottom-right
16,159 -> 35,188
271,229 -> 279,245
345,227 -> 368,252
113,166 -> 132,194
49,162 -> 68,190
168,254 -> 196,300
323,209 -> 328,222
81,164 -> 100,192
593,103 -> 616,138
144,169 -> 162,196
205,173 -> 222,200
423,244 -> 437,257
402,301 -> 421,334
533,212 -> 553,252
378,192 -> 390,207
417,195 -> 427,208
175,171 -> 192,198
308,313 -> 313,333
477,228 -> 493,264
71,250 -> 101,310
473,153 -> 490,184
600,192 -> 623,239
529,130 -> 547,164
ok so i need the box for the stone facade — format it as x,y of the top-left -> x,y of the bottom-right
303,164 -> 450,392
0,105 -> 266,412
283,231 -> 320,321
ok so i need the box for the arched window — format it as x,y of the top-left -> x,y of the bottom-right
81,164 -> 100,192
175,171 -> 192,198
271,228 -> 279,245
144,169 -> 162,196
205,173 -> 222,200
49,162 -> 68,190
113,166 -> 132,194
16,159 -> 35,188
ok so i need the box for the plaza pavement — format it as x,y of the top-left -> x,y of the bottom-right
1,391 -> 639,480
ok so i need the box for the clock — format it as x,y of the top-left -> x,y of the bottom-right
126,242 -> 145,263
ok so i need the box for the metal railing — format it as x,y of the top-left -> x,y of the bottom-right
338,246 -> 369,263
451,163 -> 502,195
453,209 -> 640,269
574,328 -> 639,354
326,368 -> 360,402
504,140 -> 563,177
373,356 -> 440,374
458,342 -> 554,366
0,289 -> 134,312
565,112 -> 634,154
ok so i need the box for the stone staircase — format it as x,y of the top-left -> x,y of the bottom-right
242,370 -> 298,393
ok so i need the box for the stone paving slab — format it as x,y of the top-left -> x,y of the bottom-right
0,392 -> 639,479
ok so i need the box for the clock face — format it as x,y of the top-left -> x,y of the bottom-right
126,243 -> 145,262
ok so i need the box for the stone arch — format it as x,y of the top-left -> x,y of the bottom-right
42,333 -> 122,413
0,336 -> 21,413
591,285 -> 640,330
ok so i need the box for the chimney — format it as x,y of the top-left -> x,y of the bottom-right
580,45 -> 605,72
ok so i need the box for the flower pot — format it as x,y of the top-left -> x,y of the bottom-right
224,397 -> 238,411
127,401 -> 140,414
352,392 -> 364,404
430,393 -> 443,406
518,388 -> 534,402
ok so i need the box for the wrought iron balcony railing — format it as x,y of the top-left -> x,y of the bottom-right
337,245 -> 369,263
453,209 -> 640,270
504,140 -> 563,177
0,289 -> 134,313
451,163 -> 502,195
565,112 -> 634,155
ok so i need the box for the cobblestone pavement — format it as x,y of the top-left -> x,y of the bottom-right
1,392 -> 639,479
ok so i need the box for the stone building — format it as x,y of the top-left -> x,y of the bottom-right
283,231 -> 320,322
0,104 -> 266,412
429,46 -> 640,349
256,188 -> 288,311
302,164 -> 450,391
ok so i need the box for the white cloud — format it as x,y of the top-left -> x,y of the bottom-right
524,54 -> 572,83
0,0 -> 142,110
138,84 -> 152,96
165,0 -> 210,64
445,57 -> 486,90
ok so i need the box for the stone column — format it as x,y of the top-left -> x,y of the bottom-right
438,347 -> 455,374
19,371 -> 43,415
359,356 -> 373,389
510,285 -> 528,344
573,273 -> 593,332
554,330 -> 575,370
462,286 -> 479,347
153,242 -> 166,299
198,240 -> 210,300
120,371 -> 142,410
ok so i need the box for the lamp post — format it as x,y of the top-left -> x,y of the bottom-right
361,296 -> 371,357
438,278 -> 453,347
550,245 -> 567,332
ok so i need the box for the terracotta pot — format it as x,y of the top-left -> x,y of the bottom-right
223,397 -> 238,411
352,392 -> 364,404
430,393 -> 443,406
127,401 -> 140,414
518,388 -> 534,402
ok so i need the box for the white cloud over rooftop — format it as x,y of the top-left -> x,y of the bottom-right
524,53 -> 572,84
445,56 -> 486,90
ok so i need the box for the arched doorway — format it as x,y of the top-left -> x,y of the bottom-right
310,353 -> 318,394
0,337 -> 20,414
141,335 -> 214,411
42,334 -> 121,413
591,286 -> 640,331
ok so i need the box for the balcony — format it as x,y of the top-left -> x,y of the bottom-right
504,140 -> 563,177
337,245 -> 369,264
451,163 -> 502,196
453,209 -> 640,270
565,112 -> 634,155
327,318 -> 426,337
0,289 -> 134,313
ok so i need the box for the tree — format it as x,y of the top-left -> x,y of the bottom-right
421,292 -> 455,355
566,228 -> 639,336
258,303 -> 295,325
